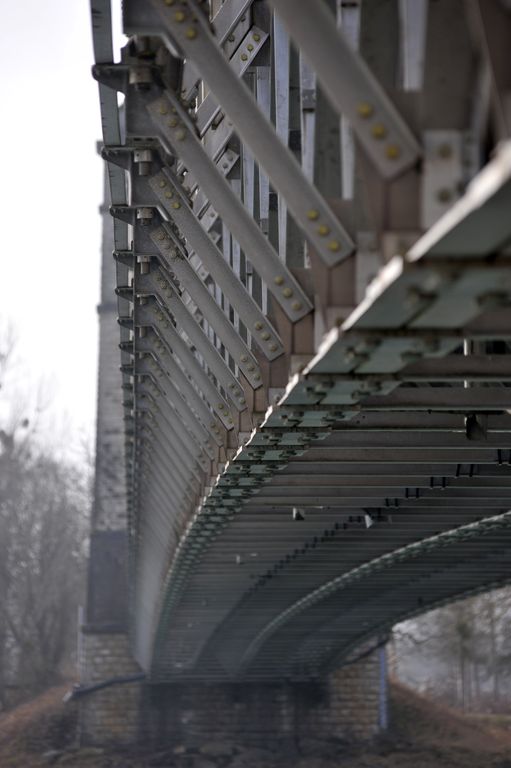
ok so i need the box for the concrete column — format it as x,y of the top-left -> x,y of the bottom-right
78,163 -> 141,745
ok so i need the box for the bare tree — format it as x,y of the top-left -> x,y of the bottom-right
0,322 -> 89,709
393,588 -> 511,713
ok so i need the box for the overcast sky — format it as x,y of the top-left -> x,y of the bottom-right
1,2 -> 123,456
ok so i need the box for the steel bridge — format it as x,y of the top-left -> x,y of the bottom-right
91,0 -> 511,684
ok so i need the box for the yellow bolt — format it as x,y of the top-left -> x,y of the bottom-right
164,0 -> 175,5
291,301 -> 302,312
268,344 -> 277,352
172,202 -> 181,209
159,180 -> 166,188
174,10 -> 186,22
261,332 -> 270,341
386,144 -> 401,159
317,224 -> 330,236
164,190 -> 173,199
282,287 -> 293,298
241,53 -> 248,61
158,233 -> 165,240
254,322 -> 263,330
274,275 -> 284,286
357,102 -> 373,118
253,33 -> 261,42
247,44 -> 254,51
254,374 -> 261,381
327,240 -> 341,252
247,364 -> 255,372
159,104 -> 168,115
175,129 -> 186,141
371,123 -> 386,139
307,209 -> 319,221
185,27 -> 197,39
240,355 -> 248,363
239,398 -> 246,405
168,117 -> 178,127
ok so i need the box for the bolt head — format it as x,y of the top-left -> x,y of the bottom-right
371,123 -> 386,139
357,102 -> 373,118
385,144 -> 400,159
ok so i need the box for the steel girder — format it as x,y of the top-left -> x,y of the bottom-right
91,0 -> 511,680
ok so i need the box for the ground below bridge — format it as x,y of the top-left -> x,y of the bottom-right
2,683 -> 511,768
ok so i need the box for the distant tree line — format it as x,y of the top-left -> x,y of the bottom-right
391,589 -> 511,713
0,325 -> 89,710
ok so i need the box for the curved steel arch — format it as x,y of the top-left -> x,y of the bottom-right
237,510 -> 511,675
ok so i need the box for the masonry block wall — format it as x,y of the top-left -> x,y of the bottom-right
304,649 -> 384,743
80,647 -> 384,748
140,651 -> 383,749
79,632 -> 141,745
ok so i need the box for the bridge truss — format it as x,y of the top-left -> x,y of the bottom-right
91,0 -> 511,680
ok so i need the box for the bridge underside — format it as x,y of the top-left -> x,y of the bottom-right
154,419 -> 511,681
91,0 -> 511,684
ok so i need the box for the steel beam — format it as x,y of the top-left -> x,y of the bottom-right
150,170 -> 285,359
148,0 -> 355,266
268,0 -> 421,178
146,92 -> 313,321
136,304 -> 234,428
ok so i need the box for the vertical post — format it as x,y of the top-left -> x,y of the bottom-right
378,643 -> 389,731
87,158 -> 128,628
78,158 -> 140,746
